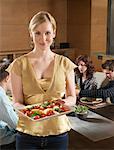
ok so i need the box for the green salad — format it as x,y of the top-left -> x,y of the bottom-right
74,105 -> 88,113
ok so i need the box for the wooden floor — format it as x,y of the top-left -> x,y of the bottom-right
69,129 -> 114,150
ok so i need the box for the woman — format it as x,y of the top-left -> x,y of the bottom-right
8,11 -> 76,150
75,55 -> 97,96
0,61 -> 18,150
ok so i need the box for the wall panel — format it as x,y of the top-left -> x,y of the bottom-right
0,0 -> 67,51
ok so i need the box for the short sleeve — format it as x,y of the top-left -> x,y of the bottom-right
7,58 -> 22,76
62,56 -> 77,75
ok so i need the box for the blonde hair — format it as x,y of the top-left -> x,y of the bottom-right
29,11 -> 56,33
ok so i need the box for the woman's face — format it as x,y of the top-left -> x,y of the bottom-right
78,60 -> 87,74
30,21 -> 55,50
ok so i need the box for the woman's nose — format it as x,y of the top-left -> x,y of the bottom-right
40,34 -> 46,41
78,65 -> 82,69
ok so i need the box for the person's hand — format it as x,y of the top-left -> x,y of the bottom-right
61,96 -> 76,107
76,89 -> 80,96
106,97 -> 112,104
13,102 -> 25,110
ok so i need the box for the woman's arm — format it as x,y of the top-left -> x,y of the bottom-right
63,70 -> 76,106
10,72 -> 25,108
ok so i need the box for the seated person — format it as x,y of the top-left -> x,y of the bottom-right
75,55 -> 97,93
0,60 -> 18,150
77,59 -> 114,103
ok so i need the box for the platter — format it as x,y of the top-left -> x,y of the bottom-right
15,99 -> 74,122
80,97 -> 103,105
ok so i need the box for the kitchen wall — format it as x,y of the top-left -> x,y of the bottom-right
67,0 -> 108,71
0,0 -> 67,51
67,0 -> 91,56
0,0 -> 109,70
90,0 -> 108,71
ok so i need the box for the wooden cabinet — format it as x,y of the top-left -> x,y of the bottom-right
0,49 -> 31,62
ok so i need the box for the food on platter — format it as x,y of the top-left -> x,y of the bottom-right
80,97 -> 103,105
16,99 -> 73,121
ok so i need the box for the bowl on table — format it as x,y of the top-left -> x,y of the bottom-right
74,105 -> 89,120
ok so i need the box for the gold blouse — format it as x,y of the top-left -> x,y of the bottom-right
8,54 -> 76,136
38,78 -> 51,92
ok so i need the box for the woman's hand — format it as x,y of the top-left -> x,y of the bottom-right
13,102 -> 25,109
76,89 -> 80,96
62,96 -> 76,106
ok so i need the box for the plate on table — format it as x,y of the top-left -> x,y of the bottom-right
15,99 -> 74,122
80,97 -> 103,105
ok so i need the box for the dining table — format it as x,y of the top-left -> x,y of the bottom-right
68,102 -> 114,150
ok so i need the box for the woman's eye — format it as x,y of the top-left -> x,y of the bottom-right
78,64 -> 86,67
35,32 -> 40,35
45,31 -> 51,35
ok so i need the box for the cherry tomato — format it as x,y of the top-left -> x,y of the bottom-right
46,110 -> 55,116
41,113 -> 47,118
21,109 -> 27,114
27,111 -> 34,117
61,106 -> 70,112
47,104 -> 53,108
33,105 -> 40,109
24,110 -> 31,116
34,115 -> 40,120
39,106 -> 45,110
